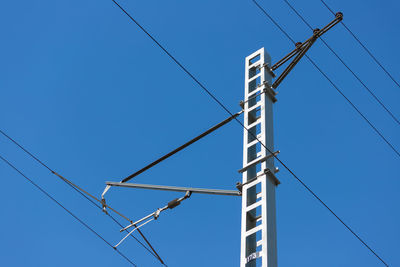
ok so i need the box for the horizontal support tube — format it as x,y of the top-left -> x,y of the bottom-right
106,182 -> 241,196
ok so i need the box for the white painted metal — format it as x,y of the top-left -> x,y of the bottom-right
114,218 -> 155,248
241,48 -> 278,267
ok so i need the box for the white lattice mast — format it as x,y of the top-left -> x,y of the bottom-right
240,48 -> 280,267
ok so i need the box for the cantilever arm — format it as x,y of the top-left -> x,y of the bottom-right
106,181 -> 242,196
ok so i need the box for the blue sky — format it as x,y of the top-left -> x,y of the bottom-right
1,0 -> 399,266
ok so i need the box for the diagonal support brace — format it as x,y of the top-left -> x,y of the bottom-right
120,110 -> 243,183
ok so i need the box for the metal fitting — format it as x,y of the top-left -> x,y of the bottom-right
154,209 -> 161,219
236,182 -> 243,193
239,100 -> 245,110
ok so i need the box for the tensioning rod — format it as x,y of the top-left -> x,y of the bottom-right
121,110 -> 243,183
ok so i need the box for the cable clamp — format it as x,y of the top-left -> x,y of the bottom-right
259,81 -> 277,102
258,63 -> 276,78
101,185 -> 111,214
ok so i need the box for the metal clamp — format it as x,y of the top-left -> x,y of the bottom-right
101,185 -> 111,214
258,63 -> 276,78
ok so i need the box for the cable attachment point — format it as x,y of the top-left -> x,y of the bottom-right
101,185 -> 111,214
335,12 -> 343,20
258,63 -> 276,78
239,100 -> 245,110
101,199 -> 108,215
236,182 -> 243,193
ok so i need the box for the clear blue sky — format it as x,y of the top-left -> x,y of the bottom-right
1,0 -> 399,266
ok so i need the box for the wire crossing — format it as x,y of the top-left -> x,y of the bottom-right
110,1 -> 389,265
0,154 -> 137,267
320,0 -> 400,90
0,129 -> 166,266
282,0 -> 400,126
251,0 -> 400,159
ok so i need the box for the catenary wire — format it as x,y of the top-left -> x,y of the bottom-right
110,0 -> 389,265
0,129 -> 166,266
320,0 -> 400,90
282,0 -> 400,126
0,154 -> 137,267
251,0 -> 400,159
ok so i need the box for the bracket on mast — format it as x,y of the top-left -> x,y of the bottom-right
268,12 -> 343,89
236,168 -> 280,193
238,150 -> 280,174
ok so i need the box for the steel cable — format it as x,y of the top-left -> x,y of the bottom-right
320,0 -> 400,90
282,0 -> 400,126
0,129 -> 166,266
0,154 -> 137,267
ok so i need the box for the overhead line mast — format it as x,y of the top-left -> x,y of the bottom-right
239,13 -> 341,267
240,48 -> 279,267
103,6 -> 342,266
